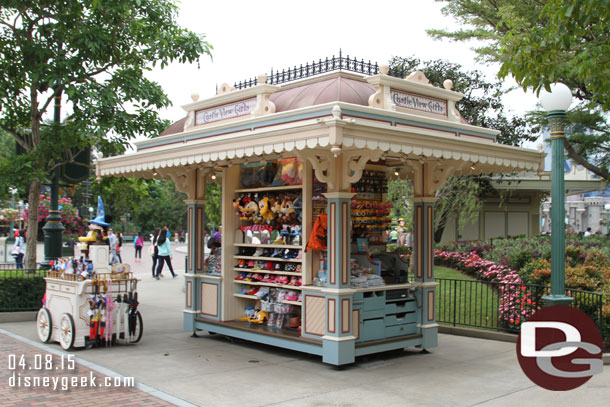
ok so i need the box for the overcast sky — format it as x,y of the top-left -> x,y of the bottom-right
144,0 -> 540,146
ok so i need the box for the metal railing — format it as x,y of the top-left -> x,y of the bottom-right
233,50 -> 380,90
435,278 -> 605,336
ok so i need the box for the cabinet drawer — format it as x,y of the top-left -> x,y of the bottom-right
362,309 -> 384,320
352,292 -> 364,303
360,318 -> 385,342
362,292 -> 385,311
61,285 -> 76,294
385,323 -> 417,338
386,300 -> 416,314
384,312 -> 417,326
47,283 -> 60,291
386,289 -> 410,301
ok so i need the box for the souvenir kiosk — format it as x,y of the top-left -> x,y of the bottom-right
96,56 -> 544,366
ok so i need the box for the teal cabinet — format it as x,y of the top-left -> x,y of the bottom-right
356,289 -> 418,343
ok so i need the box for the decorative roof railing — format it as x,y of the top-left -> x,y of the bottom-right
232,50 -> 380,90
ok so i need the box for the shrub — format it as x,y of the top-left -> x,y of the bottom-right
0,275 -> 45,312
584,249 -> 610,268
520,258 -> 551,284
565,266 -> 599,291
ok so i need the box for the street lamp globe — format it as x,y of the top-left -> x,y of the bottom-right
540,83 -> 573,112
605,203 -> 610,212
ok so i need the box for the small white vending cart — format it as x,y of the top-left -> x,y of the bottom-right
36,269 -> 143,350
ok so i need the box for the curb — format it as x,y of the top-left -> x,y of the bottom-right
440,326 -> 610,365
439,325 -> 517,343
0,311 -> 37,323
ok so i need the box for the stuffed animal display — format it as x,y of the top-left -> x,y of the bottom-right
234,191 -> 302,246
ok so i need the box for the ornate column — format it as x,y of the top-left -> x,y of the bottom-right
159,166 -> 209,331
297,140 -> 384,365
324,192 -> 353,289
412,196 -> 438,348
407,160 -> 446,350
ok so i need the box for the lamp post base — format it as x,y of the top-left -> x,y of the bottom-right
542,294 -> 574,307
40,218 -> 65,270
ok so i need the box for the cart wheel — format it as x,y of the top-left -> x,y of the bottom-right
36,308 -> 52,343
58,313 -> 75,350
131,311 -> 144,343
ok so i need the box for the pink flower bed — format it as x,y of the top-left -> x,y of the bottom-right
434,250 -> 539,330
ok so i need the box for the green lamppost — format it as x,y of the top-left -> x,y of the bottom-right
41,88 -> 65,269
540,83 -> 573,307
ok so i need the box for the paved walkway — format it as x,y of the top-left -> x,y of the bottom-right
0,332 -> 174,407
1,242 -> 609,406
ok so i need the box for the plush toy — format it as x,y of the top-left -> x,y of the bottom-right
292,196 -> 303,223
78,223 -> 102,254
280,197 -> 295,223
233,198 -> 244,216
271,198 -> 282,219
259,197 -> 275,223
241,201 -> 259,221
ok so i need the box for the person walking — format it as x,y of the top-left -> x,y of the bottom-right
116,232 -> 123,263
108,228 -> 120,265
155,227 -> 176,279
134,232 -> 144,262
150,228 -> 160,277
397,218 -> 406,246
12,229 -> 25,269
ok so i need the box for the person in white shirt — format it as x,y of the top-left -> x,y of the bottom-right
108,229 -> 120,264
584,227 -> 592,237
12,229 -> 25,269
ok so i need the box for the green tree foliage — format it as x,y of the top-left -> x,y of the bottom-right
0,1 -> 211,267
387,179 -> 413,227
388,57 -> 522,241
90,176 -> 149,231
131,179 -> 187,235
205,182 -> 221,231
429,0 -> 610,181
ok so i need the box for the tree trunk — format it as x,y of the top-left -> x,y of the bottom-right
25,180 -> 41,270
433,204 -> 451,244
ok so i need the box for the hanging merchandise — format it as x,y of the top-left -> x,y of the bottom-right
306,214 -> 327,252
115,294 -> 123,344
123,293 -> 130,344
104,280 -> 115,346
127,292 -> 139,342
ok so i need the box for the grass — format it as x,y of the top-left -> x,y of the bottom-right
434,266 -> 475,280
435,266 -> 500,329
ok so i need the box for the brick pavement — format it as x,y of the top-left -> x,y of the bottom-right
1,333 -> 172,406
